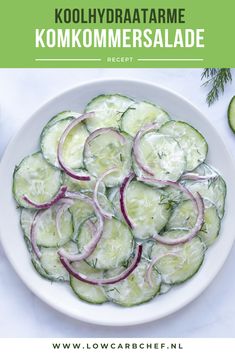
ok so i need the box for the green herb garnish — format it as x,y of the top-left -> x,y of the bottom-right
201,68 -> 232,106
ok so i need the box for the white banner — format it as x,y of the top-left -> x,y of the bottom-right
0,338 -> 235,353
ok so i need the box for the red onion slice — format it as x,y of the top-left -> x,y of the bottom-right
119,172 -> 135,229
30,211 -> 43,259
60,244 -> 142,285
181,172 -> 217,181
23,185 -> 67,209
58,191 -> 104,262
138,176 -> 204,245
146,253 -> 183,287
84,127 -> 126,149
57,113 -> 94,180
93,168 -> 118,219
133,122 -> 161,176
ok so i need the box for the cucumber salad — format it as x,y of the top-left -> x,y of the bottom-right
12,94 -> 226,307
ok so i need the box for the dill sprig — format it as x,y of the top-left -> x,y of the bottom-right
201,68 -> 232,106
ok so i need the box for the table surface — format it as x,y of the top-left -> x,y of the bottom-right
0,68 -> 235,338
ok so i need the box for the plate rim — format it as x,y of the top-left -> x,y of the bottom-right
0,77 -> 235,326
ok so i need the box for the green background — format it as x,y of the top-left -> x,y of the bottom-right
0,0 -> 234,68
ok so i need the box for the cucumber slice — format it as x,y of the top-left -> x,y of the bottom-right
199,203 -> 221,247
69,199 -> 94,239
83,130 -> 132,187
96,192 -> 115,217
40,241 -> 78,281
183,164 -> 226,218
107,187 -> 119,203
32,256 -> 57,281
104,260 -> 161,307
166,199 -> 221,247
159,121 -> 208,171
41,118 -> 89,169
44,110 -> 81,129
159,283 -> 172,295
20,208 -> 36,239
83,190 -> 115,219
121,101 -> 170,137
151,231 -> 205,284
77,218 -> 134,270
70,261 -> 107,304
112,181 -> 171,239
13,152 -> 62,208
228,96 -> 235,133
63,170 -> 105,194
47,111 -> 79,128
142,240 -> 154,259
32,241 -> 77,281
85,94 -> 134,132
134,132 -> 186,182
36,205 -> 73,247
191,162 -> 217,177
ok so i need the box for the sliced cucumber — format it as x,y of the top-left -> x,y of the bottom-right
40,241 -> 78,281
166,198 -> 202,230
182,164 -> 226,218
69,199 -> 94,239
41,118 -> 89,169
121,101 -> 170,137
13,152 -> 62,208
32,241 -> 77,281
199,202 -> 221,247
151,231 -> 205,284
166,199 -> 221,247
82,190 -> 115,219
96,192 -> 115,217
77,218 -> 134,270
20,208 -> 36,238
32,256 -> 57,281
85,94 -> 134,132
142,240 -> 154,259
84,130 -> 132,187
47,111 -> 79,128
191,162 -> 217,177
159,121 -> 208,171
36,205 -> 73,247
228,96 -> 235,133
112,181 -> 171,239
63,170 -> 105,194
159,283 -> 172,295
70,261 -> 107,304
107,186 -> 119,203
104,260 -> 161,307
134,132 -> 186,182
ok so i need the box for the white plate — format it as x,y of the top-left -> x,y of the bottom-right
0,79 -> 235,326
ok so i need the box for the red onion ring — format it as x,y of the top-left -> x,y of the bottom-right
181,172 -> 218,181
138,176 -> 204,245
133,122 -> 161,177
93,168 -> 117,219
60,244 -> 142,285
30,210 -> 43,259
146,253 -> 183,287
58,191 -> 104,261
119,172 -> 135,229
23,185 -> 67,209
84,127 -> 126,150
57,113 -> 94,180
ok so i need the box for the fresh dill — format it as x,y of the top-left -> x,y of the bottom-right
201,68 -> 232,106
